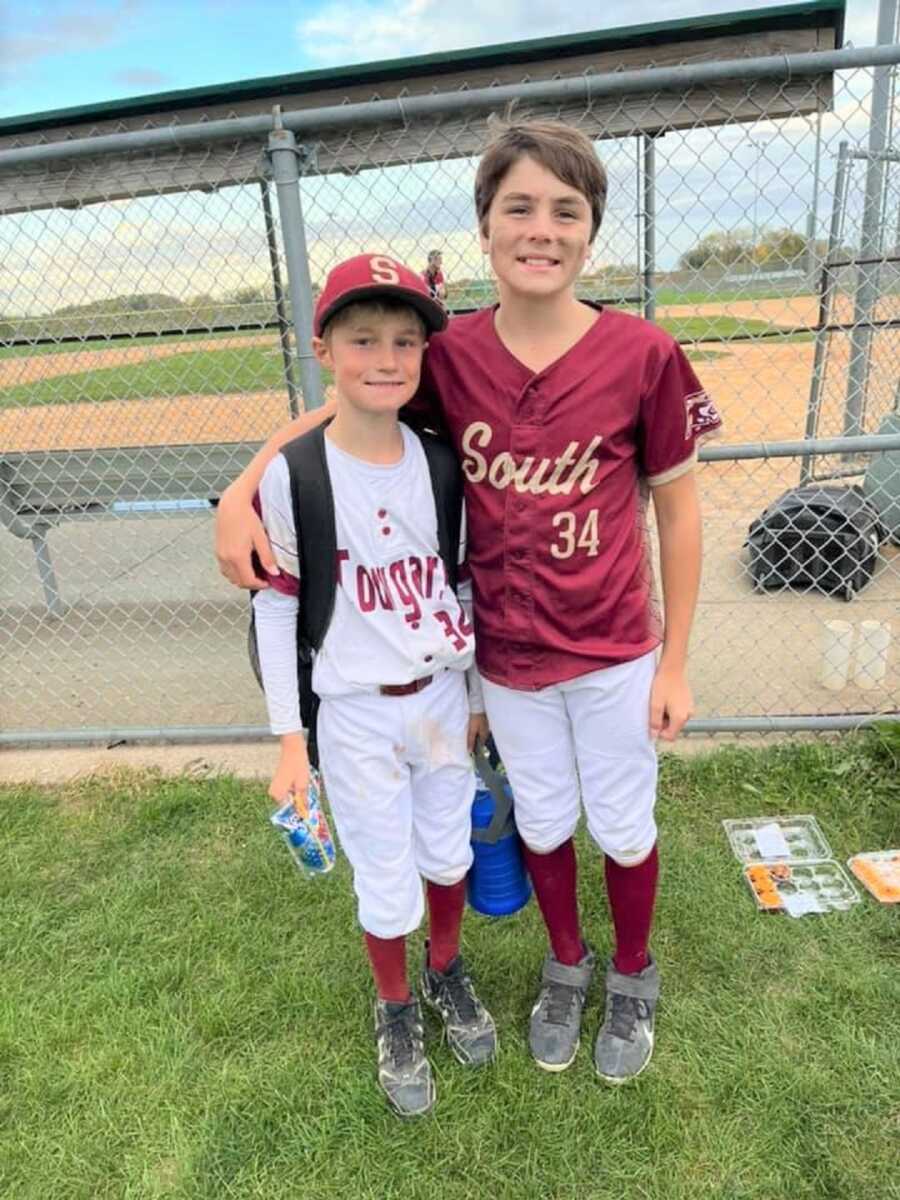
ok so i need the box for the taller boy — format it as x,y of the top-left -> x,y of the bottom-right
218,117 -> 721,1083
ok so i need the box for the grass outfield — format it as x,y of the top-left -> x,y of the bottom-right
0,318 -> 798,409
0,345 -> 288,409
2,732 -> 898,1200
0,329 -> 269,362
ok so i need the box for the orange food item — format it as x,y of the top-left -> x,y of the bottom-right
849,855 -> 900,903
745,865 -> 784,910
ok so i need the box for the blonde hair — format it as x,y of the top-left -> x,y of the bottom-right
322,298 -> 426,340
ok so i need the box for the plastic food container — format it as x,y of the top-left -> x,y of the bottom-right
723,815 -> 861,917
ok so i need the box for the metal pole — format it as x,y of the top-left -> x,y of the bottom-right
5,44 -> 900,173
804,109 -> 823,280
266,110 -> 323,412
701,431 -> 900,461
642,133 -> 657,322
802,140 -> 850,483
259,180 -> 300,418
31,532 -> 63,617
3,712 -> 897,747
843,0 -> 899,439
750,136 -> 762,248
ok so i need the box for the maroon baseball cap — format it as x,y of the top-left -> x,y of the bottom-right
313,253 -> 448,337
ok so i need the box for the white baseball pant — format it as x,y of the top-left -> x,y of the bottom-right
480,651 -> 658,865
317,668 -> 475,938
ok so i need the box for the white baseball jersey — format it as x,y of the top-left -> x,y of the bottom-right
253,422 -> 481,735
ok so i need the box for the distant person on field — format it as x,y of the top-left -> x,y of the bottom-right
423,250 -> 446,304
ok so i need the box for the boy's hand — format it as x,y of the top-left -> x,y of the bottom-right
649,664 -> 694,742
467,712 -> 489,754
215,484 -> 277,589
269,735 -> 311,817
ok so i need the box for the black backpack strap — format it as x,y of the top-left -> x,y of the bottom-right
419,431 -> 463,591
278,422 -> 338,769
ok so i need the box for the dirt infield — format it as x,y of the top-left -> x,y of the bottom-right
2,294 -> 895,461
0,328 -> 815,453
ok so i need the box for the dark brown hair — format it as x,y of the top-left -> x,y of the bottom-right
474,114 -> 607,242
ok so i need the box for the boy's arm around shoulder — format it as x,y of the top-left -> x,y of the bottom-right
215,396 -> 337,588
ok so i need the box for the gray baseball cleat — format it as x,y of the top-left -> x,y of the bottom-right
529,945 -> 596,1071
373,997 -> 435,1117
594,957 -> 660,1084
421,953 -> 497,1066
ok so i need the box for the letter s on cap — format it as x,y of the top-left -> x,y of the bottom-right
369,256 -> 400,284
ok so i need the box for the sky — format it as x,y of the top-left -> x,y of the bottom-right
1,0 -> 896,314
0,0 -> 886,121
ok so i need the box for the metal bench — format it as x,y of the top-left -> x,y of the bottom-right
0,442 -> 261,615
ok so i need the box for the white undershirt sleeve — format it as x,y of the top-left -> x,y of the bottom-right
253,587 -> 303,735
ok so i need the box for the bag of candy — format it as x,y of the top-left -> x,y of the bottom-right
270,769 -> 336,879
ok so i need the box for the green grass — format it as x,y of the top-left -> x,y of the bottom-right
0,317 -> 808,410
657,316 -> 798,342
0,345 -> 291,409
653,287 -> 806,306
0,328 -> 274,362
2,731 -> 898,1200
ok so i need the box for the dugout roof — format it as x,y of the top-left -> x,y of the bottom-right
0,1 -> 846,213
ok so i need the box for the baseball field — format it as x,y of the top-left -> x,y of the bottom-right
3,294 -> 897,456
2,292 -> 898,735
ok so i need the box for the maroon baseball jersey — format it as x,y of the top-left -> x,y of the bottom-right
409,304 -> 722,690
423,267 -> 445,298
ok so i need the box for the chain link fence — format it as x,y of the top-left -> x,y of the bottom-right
1,41 -> 898,743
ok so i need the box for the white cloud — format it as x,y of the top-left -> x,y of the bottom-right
298,0 -> 882,67
299,0 -> 718,65
111,68 -> 169,87
0,1 -> 143,69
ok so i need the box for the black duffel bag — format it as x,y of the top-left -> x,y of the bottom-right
745,484 -> 884,602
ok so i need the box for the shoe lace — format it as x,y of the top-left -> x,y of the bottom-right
608,993 -> 649,1042
543,981 -> 577,1027
377,1005 -> 419,1068
441,969 -> 479,1024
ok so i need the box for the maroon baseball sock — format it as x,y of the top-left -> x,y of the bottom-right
522,838 -> 585,966
605,844 -> 659,976
364,933 -> 410,1003
425,878 -> 466,973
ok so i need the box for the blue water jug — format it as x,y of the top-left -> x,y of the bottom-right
467,743 -> 532,917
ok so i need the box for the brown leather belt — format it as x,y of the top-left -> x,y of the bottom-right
380,674 -> 434,697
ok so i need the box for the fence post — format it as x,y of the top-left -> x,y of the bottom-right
802,140 -> 850,484
266,109 -> 323,412
642,133 -> 657,323
843,0 -> 899,438
259,180 -> 300,418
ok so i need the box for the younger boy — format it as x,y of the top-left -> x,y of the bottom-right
252,254 -> 496,1118
220,118 -> 722,1086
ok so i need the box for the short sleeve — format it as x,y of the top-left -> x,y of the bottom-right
254,454 -> 300,597
638,341 -> 723,486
